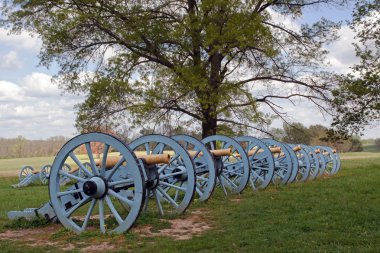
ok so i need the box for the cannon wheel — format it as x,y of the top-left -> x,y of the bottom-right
19,165 -> 34,182
49,132 -> 146,234
317,146 -> 337,176
172,134 -> 217,202
236,136 -> 275,190
129,134 -> 196,214
261,139 -> 293,185
314,147 -> 327,178
202,135 -> 250,194
301,145 -> 320,180
281,143 -> 300,184
334,152 -> 341,174
289,145 -> 311,183
40,165 -> 51,184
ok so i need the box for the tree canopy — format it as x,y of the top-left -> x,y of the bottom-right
1,0 -> 348,137
332,0 -> 380,135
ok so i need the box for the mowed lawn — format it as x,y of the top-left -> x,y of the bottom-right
0,152 -> 379,252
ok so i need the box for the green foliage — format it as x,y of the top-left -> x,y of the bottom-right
270,122 -> 364,152
1,0 -> 347,137
282,122 -> 311,144
332,0 -> 380,134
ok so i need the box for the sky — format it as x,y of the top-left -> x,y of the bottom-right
0,2 -> 379,140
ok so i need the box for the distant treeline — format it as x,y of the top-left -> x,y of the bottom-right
0,136 -> 69,159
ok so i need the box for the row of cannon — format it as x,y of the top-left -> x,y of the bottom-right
12,164 -> 72,188
9,132 -> 340,234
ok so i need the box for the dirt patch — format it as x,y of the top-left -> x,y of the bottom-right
0,224 -> 59,241
0,208 -> 213,250
80,242 -> 115,252
135,209 -> 212,240
231,197 -> 242,203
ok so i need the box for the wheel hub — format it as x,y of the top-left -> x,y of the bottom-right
172,166 -> 188,181
83,176 -> 107,199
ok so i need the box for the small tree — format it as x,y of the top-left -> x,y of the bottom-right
282,122 -> 311,144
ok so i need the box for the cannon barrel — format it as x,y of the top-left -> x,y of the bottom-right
95,153 -> 171,168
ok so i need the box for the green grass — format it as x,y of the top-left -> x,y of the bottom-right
0,156 -> 56,177
0,154 -> 379,252
362,144 -> 380,153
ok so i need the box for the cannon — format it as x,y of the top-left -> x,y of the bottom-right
9,133 -> 197,234
8,132 -> 341,234
11,166 -> 40,188
287,144 -> 311,183
300,145 -> 320,180
172,135 -> 217,201
201,135 -> 250,195
261,139 -> 293,185
12,163 -> 73,188
235,136 -> 275,190
316,146 -> 339,176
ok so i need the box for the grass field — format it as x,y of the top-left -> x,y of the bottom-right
0,152 -> 379,252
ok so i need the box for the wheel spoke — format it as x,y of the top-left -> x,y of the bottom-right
99,199 -> 106,233
58,188 -> 84,197
209,141 -> 215,150
82,199 -> 97,231
85,142 -> 99,176
106,157 -> 126,181
250,176 -> 257,190
156,186 -> 179,208
196,182 -> 204,197
195,163 -> 207,170
196,175 -> 209,182
108,189 -> 134,207
158,154 -> 180,174
253,156 -> 270,163
105,195 -> 123,225
159,171 -> 185,180
153,189 -> 164,215
251,170 -> 265,182
221,173 -> 239,189
144,143 -> 151,155
100,144 -> 110,176
224,160 -> 243,167
65,196 -> 90,218
69,152 -> 93,178
108,178 -> 134,187
59,170 -> 86,183
159,181 -> 186,192
224,170 -> 243,177
154,143 -> 165,154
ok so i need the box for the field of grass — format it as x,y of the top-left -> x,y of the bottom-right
0,152 -> 379,252
362,144 -> 380,153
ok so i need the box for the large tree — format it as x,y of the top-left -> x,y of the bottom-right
332,0 -> 380,135
1,0 -> 346,137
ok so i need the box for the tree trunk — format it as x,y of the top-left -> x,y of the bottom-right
201,114 -> 217,138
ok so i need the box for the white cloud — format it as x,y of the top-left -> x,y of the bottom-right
0,80 -> 25,101
0,28 -> 42,52
0,73 -> 84,139
0,50 -> 23,69
325,25 -> 359,74
21,72 -> 61,97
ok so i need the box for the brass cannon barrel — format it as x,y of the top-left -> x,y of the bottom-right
188,148 -> 232,158
95,153 -> 171,169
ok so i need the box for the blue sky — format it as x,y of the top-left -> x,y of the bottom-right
0,2 -> 379,140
